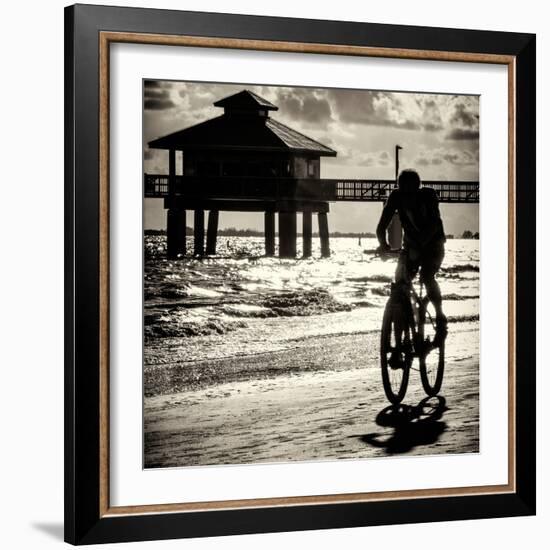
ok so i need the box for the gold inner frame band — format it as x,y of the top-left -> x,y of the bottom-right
98,31 -> 516,518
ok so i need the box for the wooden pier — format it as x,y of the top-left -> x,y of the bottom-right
146,175 -> 479,258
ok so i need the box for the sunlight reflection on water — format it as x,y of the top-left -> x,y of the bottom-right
144,237 -> 479,365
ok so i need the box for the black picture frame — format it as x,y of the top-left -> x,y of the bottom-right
65,3 -> 536,545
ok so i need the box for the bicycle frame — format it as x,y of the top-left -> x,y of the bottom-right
378,248 -> 446,403
390,277 -> 436,359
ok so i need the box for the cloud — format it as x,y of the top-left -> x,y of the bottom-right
446,128 -> 480,140
419,99 -> 444,132
378,151 -> 390,165
302,96 -> 332,124
414,147 -> 478,169
171,84 -> 334,127
442,150 -> 477,165
337,147 -> 394,168
327,90 -> 421,130
144,98 -> 176,110
143,80 -> 480,185
374,94 -> 422,130
144,80 -> 175,111
450,102 -> 478,128
325,90 -> 452,133
143,81 -> 479,148
144,80 -> 173,90
445,101 -> 479,140
325,90 -> 480,141
272,88 -> 333,126
178,84 -> 219,111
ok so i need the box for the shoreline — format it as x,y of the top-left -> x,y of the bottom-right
144,332 -> 479,467
145,330 -> 379,397
144,321 -> 478,397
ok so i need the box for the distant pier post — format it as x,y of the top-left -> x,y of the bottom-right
168,149 -> 176,197
194,209 -> 205,256
388,213 -> 403,249
166,208 -> 186,259
318,212 -> 330,258
279,211 -> 297,258
264,211 -> 275,256
302,210 -> 312,258
206,210 -> 219,255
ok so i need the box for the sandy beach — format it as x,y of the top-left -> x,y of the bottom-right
144,327 -> 479,468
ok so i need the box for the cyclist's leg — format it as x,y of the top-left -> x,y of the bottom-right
420,243 -> 446,335
423,275 -> 444,319
395,248 -> 418,288
390,250 -> 417,360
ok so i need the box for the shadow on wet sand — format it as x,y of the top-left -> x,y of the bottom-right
355,395 -> 449,454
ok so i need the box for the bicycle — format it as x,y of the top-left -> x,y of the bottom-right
377,250 -> 446,404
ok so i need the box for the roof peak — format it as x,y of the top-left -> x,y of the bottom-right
213,89 -> 278,113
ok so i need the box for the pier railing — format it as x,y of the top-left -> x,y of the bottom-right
144,175 -> 479,203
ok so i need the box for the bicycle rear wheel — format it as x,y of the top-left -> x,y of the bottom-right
418,300 -> 445,396
380,299 -> 413,404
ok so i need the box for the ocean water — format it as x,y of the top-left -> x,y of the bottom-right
144,237 -> 479,369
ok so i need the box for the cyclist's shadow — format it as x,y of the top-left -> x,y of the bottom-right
359,396 -> 448,454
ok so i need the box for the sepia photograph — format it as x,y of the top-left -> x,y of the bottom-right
142,80 -> 480,469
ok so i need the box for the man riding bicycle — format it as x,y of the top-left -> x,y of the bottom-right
376,169 -> 447,344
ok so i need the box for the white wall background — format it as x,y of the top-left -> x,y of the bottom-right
0,0 -> 546,548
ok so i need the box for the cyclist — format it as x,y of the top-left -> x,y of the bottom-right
376,169 -> 447,344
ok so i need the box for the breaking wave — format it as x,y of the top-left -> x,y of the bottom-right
261,289 -> 352,317
143,236 -> 480,359
144,315 -> 247,339
346,274 -> 392,283
442,263 -> 479,274
221,289 -> 352,318
442,293 -> 479,301
447,314 -> 479,323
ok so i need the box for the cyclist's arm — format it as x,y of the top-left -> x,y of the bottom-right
376,192 -> 398,248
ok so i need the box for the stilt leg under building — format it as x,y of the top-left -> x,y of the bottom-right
388,213 -> 403,249
166,208 -> 186,259
279,211 -> 297,258
206,210 -> 219,255
194,209 -> 205,256
318,212 -> 330,258
302,210 -> 312,258
264,211 -> 275,256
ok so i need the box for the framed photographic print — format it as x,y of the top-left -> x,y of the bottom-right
64,3 -> 536,545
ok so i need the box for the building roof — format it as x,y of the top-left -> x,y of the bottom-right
148,90 -> 337,157
265,118 -> 335,155
213,89 -> 278,111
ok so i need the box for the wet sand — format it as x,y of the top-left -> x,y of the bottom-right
144,329 -> 479,468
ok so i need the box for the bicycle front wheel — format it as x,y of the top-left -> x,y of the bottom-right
418,301 -> 445,396
380,300 -> 413,404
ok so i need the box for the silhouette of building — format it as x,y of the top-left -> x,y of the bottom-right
147,89 -> 336,258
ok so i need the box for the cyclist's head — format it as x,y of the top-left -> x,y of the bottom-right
398,169 -> 421,193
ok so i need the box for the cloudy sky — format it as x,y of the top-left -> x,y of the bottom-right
144,80 -> 479,236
